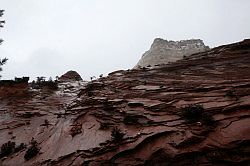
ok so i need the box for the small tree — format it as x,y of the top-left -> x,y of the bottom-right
0,10 -> 8,78
0,58 -> 8,72
0,10 -> 5,27
111,127 -> 125,143
36,76 -> 46,83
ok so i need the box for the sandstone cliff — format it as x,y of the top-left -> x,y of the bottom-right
0,39 -> 250,165
134,38 -> 210,68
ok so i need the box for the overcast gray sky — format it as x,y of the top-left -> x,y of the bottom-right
0,0 -> 250,80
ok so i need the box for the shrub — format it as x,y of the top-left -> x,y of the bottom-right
111,127 -> 125,143
181,104 -> 204,123
0,141 -> 15,158
0,141 -> 27,158
14,77 -> 29,83
24,140 -> 39,161
36,76 -> 45,83
181,104 -> 215,126
31,77 -> 58,90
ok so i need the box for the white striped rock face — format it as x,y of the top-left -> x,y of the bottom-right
134,38 -> 210,68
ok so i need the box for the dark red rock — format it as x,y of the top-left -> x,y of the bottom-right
0,78 -> 29,97
58,70 -> 82,81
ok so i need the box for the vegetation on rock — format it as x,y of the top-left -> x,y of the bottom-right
0,141 -> 15,158
181,104 -> 215,126
0,141 -> 26,158
24,140 -> 39,161
31,76 -> 58,90
111,127 -> 125,142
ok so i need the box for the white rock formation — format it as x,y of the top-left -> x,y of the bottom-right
134,38 -> 210,68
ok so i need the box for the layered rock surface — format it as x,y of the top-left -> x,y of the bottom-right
0,39 -> 250,165
134,38 -> 210,68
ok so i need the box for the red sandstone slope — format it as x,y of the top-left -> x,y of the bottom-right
0,39 -> 250,166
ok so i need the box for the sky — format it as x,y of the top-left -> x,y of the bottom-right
0,0 -> 250,80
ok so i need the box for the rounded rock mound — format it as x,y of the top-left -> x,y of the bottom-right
58,70 -> 82,82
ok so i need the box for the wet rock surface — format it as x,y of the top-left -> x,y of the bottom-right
0,39 -> 250,165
